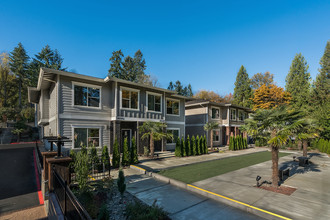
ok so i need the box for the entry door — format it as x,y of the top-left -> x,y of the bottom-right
121,129 -> 132,150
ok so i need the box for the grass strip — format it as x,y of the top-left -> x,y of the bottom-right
159,151 -> 290,183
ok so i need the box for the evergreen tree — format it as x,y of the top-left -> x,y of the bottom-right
186,84 -> 193,97
117,169 -> 126,196
199,135 -> 204,154
285,53 -> 311,111
168,81 -> 174,90
89,144 -> 99,167
133,50 -> 146,79
250,72 -> 274,90
174,80 -> 184,95
186,135 -> 191,156
310,41 -> 330,139
204,135 -> 208,154
122,56 -> 135,81
181,136 -> 186,157
233,65 -> 252,108
192,135 -> 197,156
9,43 -> 30,108
29,45 -> 66,87
108,50 -> 124,78
112,139 -> 120,168
196,135 -> 200,155
175,137 -> 181,157
121,137 -> 130,166
101,145 -> 111,170
0,53 -> 17,108
130,137 -> 139,164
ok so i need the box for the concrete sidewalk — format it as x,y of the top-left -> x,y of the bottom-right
124,168 -> 263,220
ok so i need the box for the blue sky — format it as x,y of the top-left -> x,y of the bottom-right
0,0 -> 329,94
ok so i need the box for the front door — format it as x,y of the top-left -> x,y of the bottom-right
121,129 -> 132,150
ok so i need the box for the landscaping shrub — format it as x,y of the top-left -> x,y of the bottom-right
122,137 -> 130,166
125,200 -> 169,220
196,135 -> 200,155
192,135 -> 197,156
204,135 -> 208,154
97,204 -> 110,220
117,169 -> 126,196
181,137 -> 186,157
69,150 -> 76,171
101,145 -> 111,170
90,144 -> 100,169
74,151 -> 89,191
112,139 -> 120,168
186,135 -> 191,156
143,146 -> 150,157
81,145 -> 87,155
130,137 -> 139,164
199,135 -> 204,155
175,137 -> 181,157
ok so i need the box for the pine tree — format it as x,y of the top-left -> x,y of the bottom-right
310,41 -> 330,139
181,137 -> 186,157
192,136 -> 197,156
112,139 -> 120,168
130,137 -> 139,164
285,53 -> 311,111
9,43 -> 29,108
175,137 -> 181,157
186,84 -> 193,97
133,50 -> 146,79
233,65 -> 252,108
122,137 -> 130,166
108,50 -> 124,78
186,135 -> 191,156
204,135 -> 208,154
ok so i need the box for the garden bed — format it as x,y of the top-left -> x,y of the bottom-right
256,185 -> 297,196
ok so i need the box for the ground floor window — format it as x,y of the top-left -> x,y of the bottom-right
213,129 -> 220,142
167,129 -> 180,143
74,128 -> 100,148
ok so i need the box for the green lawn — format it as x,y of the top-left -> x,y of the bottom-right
159,151 -> 291,183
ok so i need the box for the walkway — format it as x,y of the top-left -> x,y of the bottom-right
0,144 -> 44,217
124,168 -> 263,220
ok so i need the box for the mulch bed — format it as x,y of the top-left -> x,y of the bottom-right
255,185 -> 297,196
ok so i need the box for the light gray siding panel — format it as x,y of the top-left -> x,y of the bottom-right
49,82 -> 57,118
42,89 -> 49,119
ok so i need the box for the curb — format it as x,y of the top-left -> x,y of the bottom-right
129,164 -> 292,220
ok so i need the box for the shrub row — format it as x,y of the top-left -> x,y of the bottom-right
112,137 -> 139,168
313,139 -> 330,154
175,135 -> 208,157
229,136 -> 248,151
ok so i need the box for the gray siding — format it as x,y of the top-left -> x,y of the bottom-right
49,82 -> 57,118
166,123 -> 185,151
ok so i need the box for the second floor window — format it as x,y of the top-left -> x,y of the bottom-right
148,94 -> 161,112
239,111 -> 244,121
230,109 -> 236,120
212,108 -> 220,119
167,99 -> 179,115
121,89 -> 138,109
74,85 -> 100,107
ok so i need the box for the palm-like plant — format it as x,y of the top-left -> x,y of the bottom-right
139,122 -> 173,158
242,106 -> 304,187
12,128 -> 24,143
204,122 -> 219,151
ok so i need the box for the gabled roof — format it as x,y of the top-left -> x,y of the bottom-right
185,99 -> 253,112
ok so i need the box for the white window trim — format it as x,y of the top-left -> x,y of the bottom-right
71,125 -> 102,148
230,108 -> 237,121
146,91 -> 162,113
211,106 -> 220,119
166,98 -> 180,116
120,86 -> 140,111
72,81 -> 102,109
166,128 -> 180,144
212,129 -> 221,142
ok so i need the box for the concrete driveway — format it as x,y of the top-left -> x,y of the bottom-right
0,144 -> 41,215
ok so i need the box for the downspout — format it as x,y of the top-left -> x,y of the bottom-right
57,74 -> 60,137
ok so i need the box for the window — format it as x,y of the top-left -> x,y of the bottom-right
212,108 -> 220,119
213,130 -> 220,142
74,85 -> 100,107
74,128 -> 100,148
166,99 -> 179,115
230,109 -> 236,120
148,93 -> 161,112
245,113 -> 249,119
238,111 -> 244,121
121,88 -> 139,110
167,129 -> 179,144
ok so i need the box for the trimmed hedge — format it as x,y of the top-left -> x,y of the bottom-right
229,136 -> 247,151
315,139 -> 330,154
175,135 -> 209,157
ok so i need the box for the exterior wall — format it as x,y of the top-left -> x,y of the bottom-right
166,123 -> 185,151
221,107 -> 229,125
59,75 -> 112,118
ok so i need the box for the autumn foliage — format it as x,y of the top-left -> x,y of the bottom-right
252,84 -> 291,110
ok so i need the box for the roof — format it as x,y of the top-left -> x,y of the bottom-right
28,68 -> 191,103
185,99 -> 253,112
